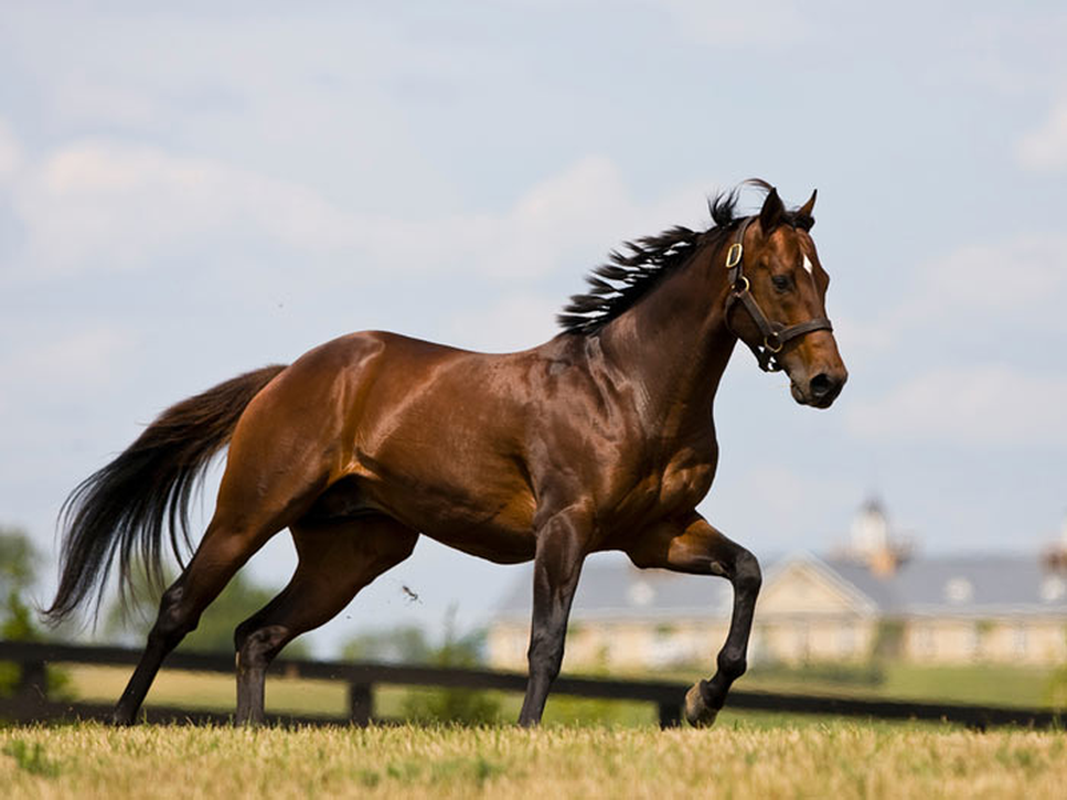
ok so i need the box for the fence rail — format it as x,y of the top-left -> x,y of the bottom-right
1,640 -> 1060,730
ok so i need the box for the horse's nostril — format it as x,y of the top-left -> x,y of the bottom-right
810,373 -> 833,398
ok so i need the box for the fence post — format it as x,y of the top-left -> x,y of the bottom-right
658,700 -> 682,729
17,659 -> 48,705
348,682 -> 373,726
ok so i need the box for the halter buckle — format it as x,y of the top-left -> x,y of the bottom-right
764,332 -> 783,354
725,243 -> 743,269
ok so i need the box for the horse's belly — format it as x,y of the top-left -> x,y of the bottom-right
380,496 -> 537,564
420,521 -> 537,564
352,461 -> 538,563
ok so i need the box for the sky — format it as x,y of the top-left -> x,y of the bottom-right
1,1 -> 1065,655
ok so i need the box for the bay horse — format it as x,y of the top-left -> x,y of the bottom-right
47,180 -> 846,727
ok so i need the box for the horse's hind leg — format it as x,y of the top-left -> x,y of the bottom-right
112,425 -> 334,724
233,514 -> 419,725
111,511 -> 289,725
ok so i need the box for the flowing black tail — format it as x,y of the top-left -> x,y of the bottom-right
45,364 -> 287,624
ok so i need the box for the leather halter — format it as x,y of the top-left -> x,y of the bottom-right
723,217 -> 834,373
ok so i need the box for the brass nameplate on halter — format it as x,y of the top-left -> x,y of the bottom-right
725,243 -> 743,269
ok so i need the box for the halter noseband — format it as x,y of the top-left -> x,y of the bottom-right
723,217 -> 834,373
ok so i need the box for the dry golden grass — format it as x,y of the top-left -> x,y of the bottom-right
59,664 -> 658,724
63,665 -> 349,715
2,722 -> 1065,799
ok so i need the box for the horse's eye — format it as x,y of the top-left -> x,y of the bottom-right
772,275 -> 791,292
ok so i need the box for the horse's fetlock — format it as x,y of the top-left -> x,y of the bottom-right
717,647 -> 747,680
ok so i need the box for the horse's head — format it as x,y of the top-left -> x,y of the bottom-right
724,185 -> 848,408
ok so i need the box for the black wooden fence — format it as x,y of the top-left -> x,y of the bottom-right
0,640 -> 1060,730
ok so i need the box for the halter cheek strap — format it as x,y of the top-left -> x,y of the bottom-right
723,217 -> 834,373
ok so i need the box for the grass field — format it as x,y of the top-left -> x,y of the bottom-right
739,663 -> 1058,709
2,721 -> 1066,799
55,660 -> 1063,730
59,664 -> 662,726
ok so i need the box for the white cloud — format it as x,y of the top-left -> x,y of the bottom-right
3,326 -> 133,393
826,313 -> 899,360
908,234 -> 1067,336
0,118 -> 20,182
706,464 -> 858,552
8,141 -> 710,284
809,230 -> 1067,451
848,232 -> 1067,352
443,294 -> 562,353
0,325 -> 134,427
1017,100 -> 1067,171
12,141 -> 355,275
846,364 -> 1067,447
655,0 -> 811,47
50,71 -> 162,130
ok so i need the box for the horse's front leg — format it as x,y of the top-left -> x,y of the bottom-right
625,512 -> 762,727
518,506 -> 590,727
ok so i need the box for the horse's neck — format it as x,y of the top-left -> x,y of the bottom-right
599,242 -> 736,431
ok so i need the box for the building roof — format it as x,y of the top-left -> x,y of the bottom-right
492,552 -> 1067,622
828,554 -> 1067,616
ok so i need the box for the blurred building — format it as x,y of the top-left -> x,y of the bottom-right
487,502 -> 1067,670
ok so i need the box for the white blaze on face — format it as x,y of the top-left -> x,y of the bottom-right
802,254 -> 814,275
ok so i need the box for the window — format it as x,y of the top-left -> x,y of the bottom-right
965,624 -> 981,658
916,623 -> 936,658
796,624 -> 811,661
628,580 -> 655,607
943,577 -> 974,604
838,623 -> 856,657
1013,625 -> 1028,657
1041,576 -> 1066,603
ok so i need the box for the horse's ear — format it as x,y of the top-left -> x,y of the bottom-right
759,187 -> 786,234
797,188 -> 817,231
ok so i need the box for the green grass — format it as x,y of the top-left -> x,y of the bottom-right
737,662 -> 1056,709
2,721 -> 1065,799
626,661 -> 1060,710
880,663 -> 1054,708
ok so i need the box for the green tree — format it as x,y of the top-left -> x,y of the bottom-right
1045,626 -> 1067,710
1,526 -> 42,642
0,525 -> 70,697
871,619 -> 905,661
397,608 -> 501,725
340,608 -> 502,724
341,625 -> 433,664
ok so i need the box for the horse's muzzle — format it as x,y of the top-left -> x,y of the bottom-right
791,368 -> 847,408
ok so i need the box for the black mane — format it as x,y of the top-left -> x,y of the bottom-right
557,179 -> 811,335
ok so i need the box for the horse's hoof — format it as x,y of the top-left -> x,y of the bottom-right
684,682 -> 718,728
